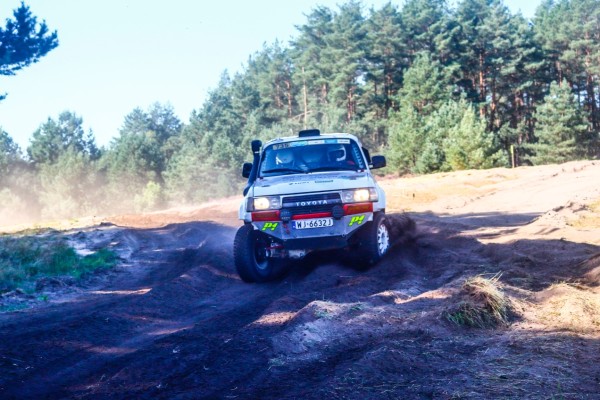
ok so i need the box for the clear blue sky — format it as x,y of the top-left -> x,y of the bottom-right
0,0 -> 540,150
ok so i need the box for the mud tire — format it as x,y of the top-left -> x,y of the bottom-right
353,212 -> 391,268
233,224 -> 285,283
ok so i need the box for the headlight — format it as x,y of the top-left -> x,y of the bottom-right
342,188 -> 378,203
252,196 -> 281,211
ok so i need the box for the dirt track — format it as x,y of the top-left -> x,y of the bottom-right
1,161 -> 600,399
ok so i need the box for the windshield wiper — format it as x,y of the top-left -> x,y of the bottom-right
261,167 -> 307,175
307,166 -> 358,173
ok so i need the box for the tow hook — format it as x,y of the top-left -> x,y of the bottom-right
288,250 -> 307,259
266,243 -> 285,258
265,244 -> 306,259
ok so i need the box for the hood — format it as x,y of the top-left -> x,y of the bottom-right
251,171 -> 374,197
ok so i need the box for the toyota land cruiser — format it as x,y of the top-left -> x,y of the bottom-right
234,129 -> 389,282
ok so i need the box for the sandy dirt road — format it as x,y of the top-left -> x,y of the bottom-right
0,161 -> 599,399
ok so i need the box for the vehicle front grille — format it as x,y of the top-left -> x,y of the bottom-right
282,192 -> 341,216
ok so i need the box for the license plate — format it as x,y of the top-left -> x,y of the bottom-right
294,218 -> 333,229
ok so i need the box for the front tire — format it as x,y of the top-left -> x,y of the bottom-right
233,224 -> 284,283
355,212 -> 391,267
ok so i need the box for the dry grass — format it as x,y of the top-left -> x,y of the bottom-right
534,282 -> 600,333
446,274 -> 513,328
570,197 -> 600,229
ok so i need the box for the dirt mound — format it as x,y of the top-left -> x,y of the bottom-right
107,198 -> 240,229
581,253 -> 600,286
528,283 -> 600,334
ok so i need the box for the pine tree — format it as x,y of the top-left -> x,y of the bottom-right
388,52 -> 452,173
291,5 -> 335,124
500,13 -> 546,148
441,99 -> 499,170
0,3 -> 58,100
38,148 -> 101,218
324,1 -> 367,123
397,51 -> 451,115
98,103 -> 182,209
0,129 -> 36,221
525,80 -> 590,164
400,0 -> 447,55
534,0 -> 600,135
27,111 -> 99,165
245,42 -> 296,123
0,129 -> 21,181
364,3 -> 407,122
563,0 -> 600,133
388,106 -> 426,173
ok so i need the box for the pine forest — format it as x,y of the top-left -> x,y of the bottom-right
1,0 -> 599,222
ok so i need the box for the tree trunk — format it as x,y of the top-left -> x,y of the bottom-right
585,46 -> 598,131
346,87 -> 351,122
479,53 -> 486,119
285,80 -> 293,118
275,82 -> 282,109
302,67 -> 308,128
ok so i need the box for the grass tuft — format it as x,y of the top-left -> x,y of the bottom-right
570,197 -> 600,228
445,274 -> 513,328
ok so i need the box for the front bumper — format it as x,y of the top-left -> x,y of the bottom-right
251,212 -> 372,250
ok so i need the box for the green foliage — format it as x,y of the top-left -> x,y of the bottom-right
0,235 -> 117,293
389,95 -> 501,174
99,103 -> 182,211
364,3 -> 406,121
388,106 -> 426,173
27,111 -> 99,165
163,138 -> 243,204
134,181 -> 164,212
398,52 -> 451,115
524,80 -> 592,165
101,130 -> 163,200
38,148 -> 101,219
0,3 -> 58,99
388,52 -> 454,173
535,0 -> 600,133
442,99 -> 501,170
0,128 -> 21,181
401,0 -> 447,55
244,42 -> 297,124
76,248 -> 118,278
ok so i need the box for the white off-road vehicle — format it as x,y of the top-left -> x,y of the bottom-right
234,129 -> 389,282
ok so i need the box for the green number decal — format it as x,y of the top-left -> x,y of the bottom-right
262,222 -> 279,231
349,215 -> 365,226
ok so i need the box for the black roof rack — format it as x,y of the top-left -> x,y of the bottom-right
298,129 -> 320,137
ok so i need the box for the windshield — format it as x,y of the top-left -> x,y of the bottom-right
259,138 -> 366,177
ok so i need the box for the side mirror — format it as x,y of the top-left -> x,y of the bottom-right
242,162 -> 253,178
251,140 -> 262,153
371,155 -> 386,169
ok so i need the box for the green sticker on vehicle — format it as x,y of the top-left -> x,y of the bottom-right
262,222 -> 279,231
349,215 -> 365,226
